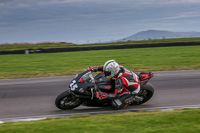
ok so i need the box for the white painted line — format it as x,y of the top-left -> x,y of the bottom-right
11,117 -> 47,122
0,117 -> 47,124
133,104 -> 200,111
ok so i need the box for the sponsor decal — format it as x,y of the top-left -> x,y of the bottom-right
105,85 -> 112,89
109,94 -> 115,97
79,88 -> 84,93
102,94 -> 107,97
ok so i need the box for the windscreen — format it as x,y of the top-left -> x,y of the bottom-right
80,71 -> 95,83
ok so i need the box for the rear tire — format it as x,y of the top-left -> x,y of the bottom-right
133,83 -> 154,105
55,90 -> 82,110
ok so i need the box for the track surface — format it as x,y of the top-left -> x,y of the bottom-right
0,70 -> 200,120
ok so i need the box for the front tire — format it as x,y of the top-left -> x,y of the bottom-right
55,90 -> 82,110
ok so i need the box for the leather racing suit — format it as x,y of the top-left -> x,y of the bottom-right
88,65 -> 140,109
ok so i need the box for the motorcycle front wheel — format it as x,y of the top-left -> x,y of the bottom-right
55,90 -> 82,110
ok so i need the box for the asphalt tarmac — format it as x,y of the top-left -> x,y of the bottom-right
0,70 -> 200,120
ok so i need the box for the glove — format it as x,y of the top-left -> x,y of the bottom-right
87,66 -> 98,72
87,66 -> 93,71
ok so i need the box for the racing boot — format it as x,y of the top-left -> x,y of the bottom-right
111,99 -> 123,109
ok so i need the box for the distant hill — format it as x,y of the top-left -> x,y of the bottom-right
120,30 -> 200,41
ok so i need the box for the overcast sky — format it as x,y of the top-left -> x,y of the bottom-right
1,0 -> 200,44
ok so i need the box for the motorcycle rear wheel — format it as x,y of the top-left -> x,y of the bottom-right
55,90 -> 82,110
133,83 -> 154,105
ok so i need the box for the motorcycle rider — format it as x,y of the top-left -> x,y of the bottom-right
88,59 -> 140,109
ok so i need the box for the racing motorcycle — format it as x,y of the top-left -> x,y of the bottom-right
55,69 -> 154,110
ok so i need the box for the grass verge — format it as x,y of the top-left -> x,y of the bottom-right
0,45 -> 200,79
0,109 -> 200,133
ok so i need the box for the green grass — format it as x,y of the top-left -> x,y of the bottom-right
0,109 -> 200,133
0,42 -> 76,51
1,38 -> 200,51
0,45 -> 200,79
87,37 -> 200,46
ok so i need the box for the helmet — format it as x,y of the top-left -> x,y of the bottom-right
103,60 -> 120,79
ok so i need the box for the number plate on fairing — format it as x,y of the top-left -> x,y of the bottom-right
69,80 -> 78,91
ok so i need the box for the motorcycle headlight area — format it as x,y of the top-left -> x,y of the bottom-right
79,71 -> 94,83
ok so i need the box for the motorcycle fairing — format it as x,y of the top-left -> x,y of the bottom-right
69,70 -> 95,95
95,72 -> 115,93
139,72 -> 153,87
